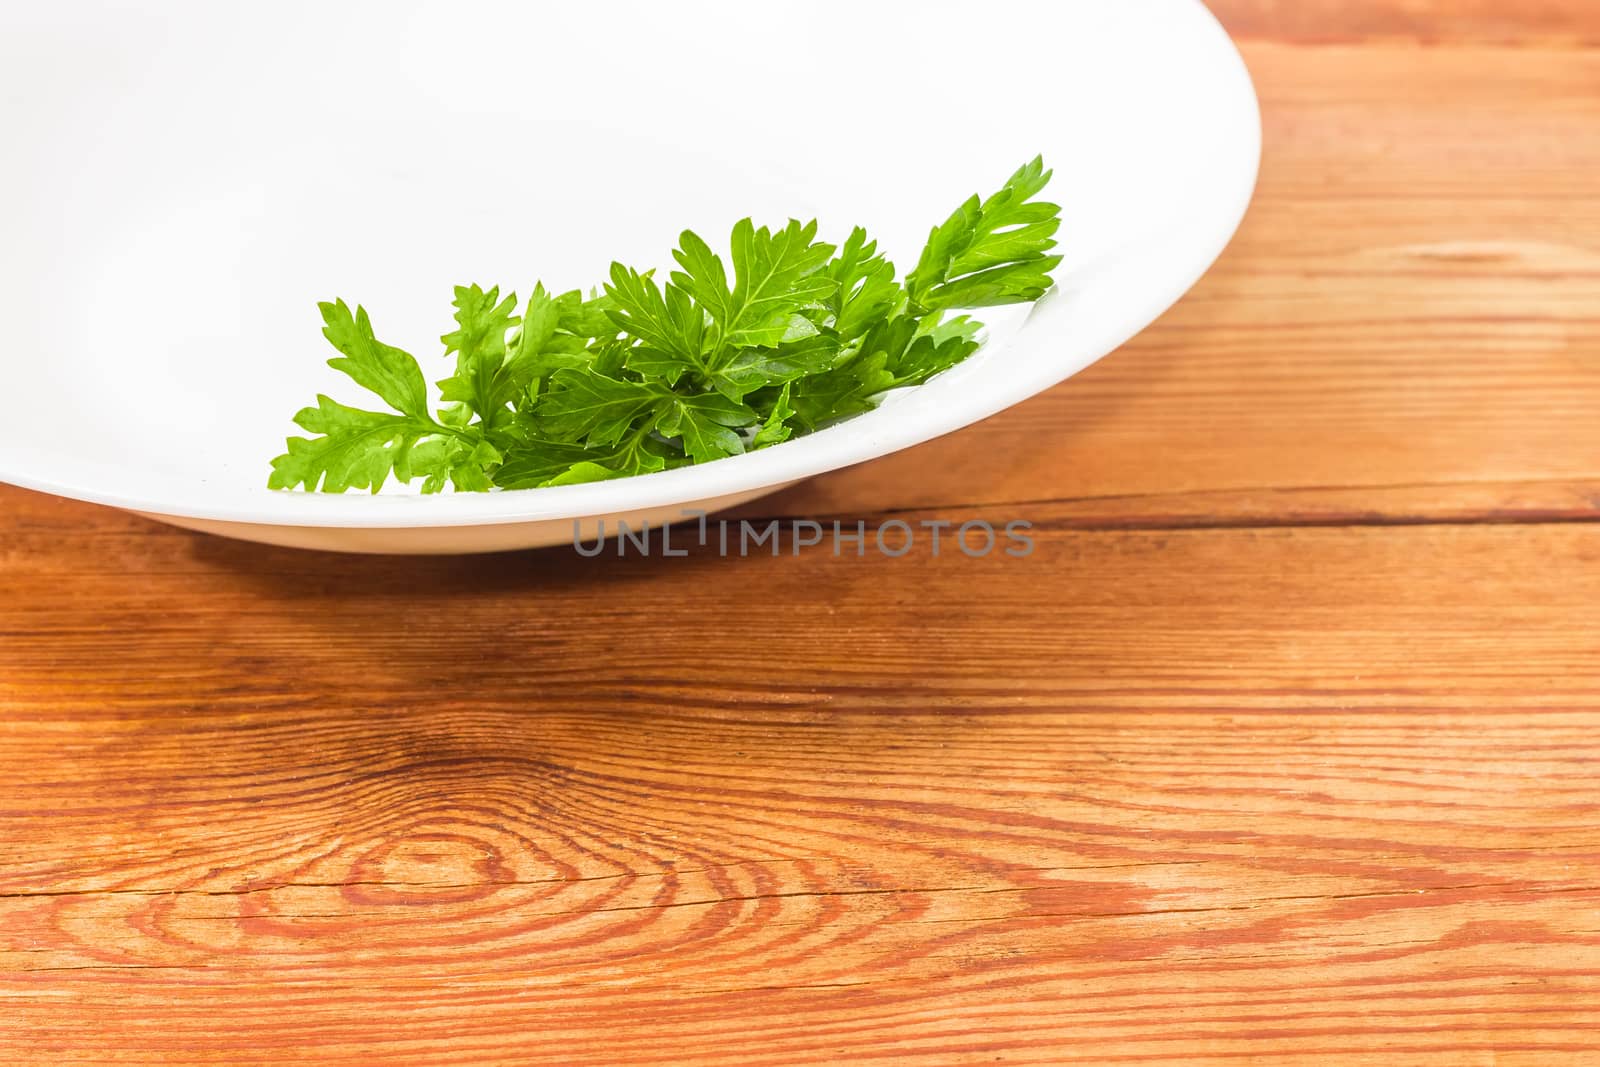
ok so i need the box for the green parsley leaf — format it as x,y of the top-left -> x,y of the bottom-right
888,314 -> 983,386
318,299 -> 430,417
672,219 -> 837,355
715,331 -> 843,399
827,227 -> 902,341
266,395 -> 492,494
787,349 -> 898,432
752,383 -> 795,449
656,392 -> 756,463
905,156 -> 1063,313
534,369 -> 669,447
493,434 -> 672,489
269,302 -> 499,492
604,265 -> 705,382
437,283 -> 520,427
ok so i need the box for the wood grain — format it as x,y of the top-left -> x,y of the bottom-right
4,2 -> 1600,1064
4,492 -> 1600,1064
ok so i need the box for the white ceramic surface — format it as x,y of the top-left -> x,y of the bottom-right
0,0 -> 1260,554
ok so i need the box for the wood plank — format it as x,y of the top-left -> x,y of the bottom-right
1212,0 -> 1600,45
2,510 -> 1598,1063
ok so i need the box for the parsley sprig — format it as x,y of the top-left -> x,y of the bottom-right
269,158 -> 1061,493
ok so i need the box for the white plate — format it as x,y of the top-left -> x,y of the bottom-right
0,0 -> 1259,554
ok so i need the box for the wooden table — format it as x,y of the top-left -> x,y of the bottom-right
4,3 -> 1598,1062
